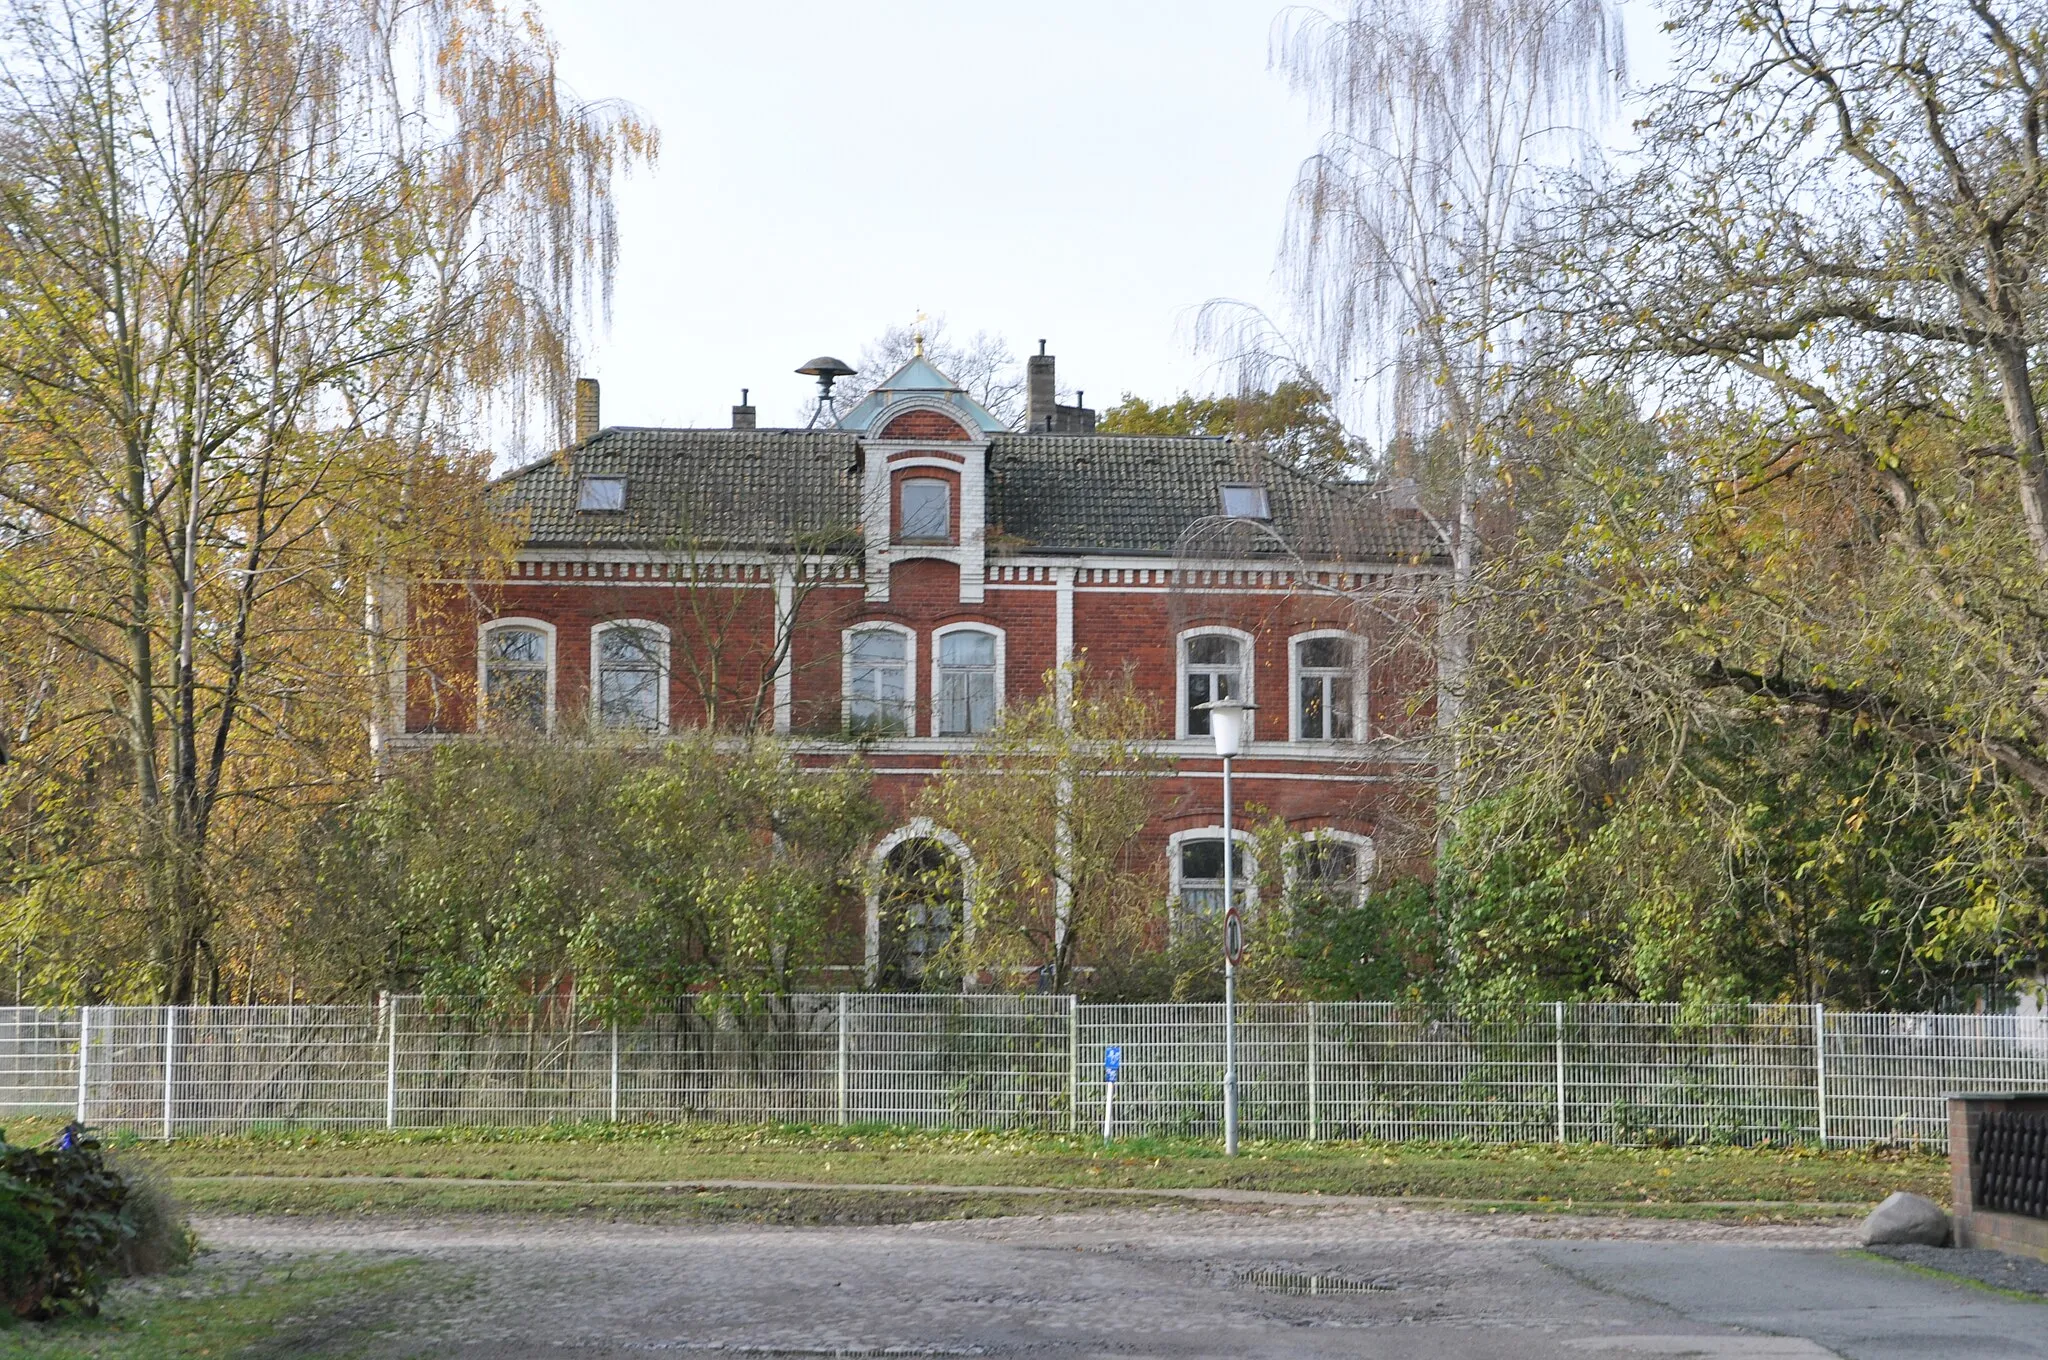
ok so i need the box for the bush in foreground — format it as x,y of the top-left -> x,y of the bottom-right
0,1124 -> 193,1320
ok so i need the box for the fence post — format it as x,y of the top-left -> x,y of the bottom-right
161,1006 -> 177,1141
609,1020 -> 620,1123
385,993 -> 400,1131
836,991 -> 849,1126
1554,1001 -> 1567,1144
1306,1002 -> 1318,1143
1068,994 -> 1080,1133
1814,1002 -> 1828,1148
74,1005 -> 90,1126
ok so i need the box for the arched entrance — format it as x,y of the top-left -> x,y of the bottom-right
867,820 -> 972,989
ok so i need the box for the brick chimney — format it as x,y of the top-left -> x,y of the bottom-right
574,377 -> 601,445
732,388 -> 757,430
1026,340 -> 1056,433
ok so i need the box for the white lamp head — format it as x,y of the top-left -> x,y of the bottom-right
1199,698 -> 1256,757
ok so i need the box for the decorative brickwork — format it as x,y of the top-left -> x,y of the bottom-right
880,410 -> 970,441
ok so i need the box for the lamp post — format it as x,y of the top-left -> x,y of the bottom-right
1201,697 -> 1254,1157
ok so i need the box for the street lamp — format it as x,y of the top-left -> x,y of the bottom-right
1201,697 -> 1254,1157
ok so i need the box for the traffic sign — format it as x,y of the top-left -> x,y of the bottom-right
1103,1045 -> 1121,1083
1224,907 -> 1245,966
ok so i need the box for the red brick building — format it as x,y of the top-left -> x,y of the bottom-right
390,346 -> 1445,983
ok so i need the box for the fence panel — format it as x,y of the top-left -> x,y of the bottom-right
1826,1011 -> 2048,1146
1567,1004 -> 1818,1145
1078,1002 -> 1223,1136
846,993 -> 1069,1129
1314,1003 -> 1556,1142
0,1007 -> 80,1116
8,994 -> 2048,1148
622,995 -> 837,1124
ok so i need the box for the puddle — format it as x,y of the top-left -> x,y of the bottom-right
1233,1267 -> 1395,1296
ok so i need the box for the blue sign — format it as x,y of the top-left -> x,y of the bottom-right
1104,1045 -> 1122,1083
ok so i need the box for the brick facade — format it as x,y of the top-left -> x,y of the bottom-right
394,352 -> 1444,979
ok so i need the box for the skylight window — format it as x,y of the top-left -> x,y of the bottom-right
1220,484 -> 1271,520
578,476 -> 627,512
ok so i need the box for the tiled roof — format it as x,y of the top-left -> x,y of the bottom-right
493,427 -> 1443,565
986,435 -> 1442,563
495,428 -> 863,550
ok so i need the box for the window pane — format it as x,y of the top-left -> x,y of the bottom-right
900,478 -> 951,540
1187,635 -> 1239,666
1299,674 -> 1327,739
1300,636 -> 1348,669
488,627 -> 544,664
599,668 -> 661,731
1300,841 -> 1358,885
1329,677 -> 1355,739
967,670 -> 995,732
940,629 -> 995,665
850,628 -> 905,662
578,477 -> 626,512
599,626 -> 660,665
1181,840 -> 1225,880
1187,671 -> 1213,734
1219,484 -> 1270,519
485,667 -> 546,730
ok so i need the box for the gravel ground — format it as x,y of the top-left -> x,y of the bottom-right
183,1204 -> 2048,1359
1863,1242 -> 2048,1298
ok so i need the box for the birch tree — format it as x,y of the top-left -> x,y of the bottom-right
1260,0 -> 1621,749
0,0 -> 654,1001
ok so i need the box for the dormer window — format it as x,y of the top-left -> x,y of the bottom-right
1220,484 -> 1270,520
900,477 -> 951,543
578,476 -> 626,512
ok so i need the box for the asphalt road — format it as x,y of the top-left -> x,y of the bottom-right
203,1205 -> 2047,1358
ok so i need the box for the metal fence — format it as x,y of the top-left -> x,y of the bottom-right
3,997 -> 2045,1149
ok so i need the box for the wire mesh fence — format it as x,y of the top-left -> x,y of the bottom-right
4,998 -> 2046,1148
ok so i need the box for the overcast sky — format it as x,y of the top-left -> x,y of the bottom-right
541,1 -> 1321,433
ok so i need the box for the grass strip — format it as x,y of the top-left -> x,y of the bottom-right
173,1176 -> 1139,1224
0,1253 -> 457,1360
6,1115 -> 1946,1209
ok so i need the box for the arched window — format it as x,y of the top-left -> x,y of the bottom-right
844,624 -> 914,736
593,620 -> 669,734
867,820 -> 974,989
1168,828 -> 1256,922
1178,628 -> 1254,739
479,619 -> 554,732
1289,831 -> 1374,912
934,625 -> 1002,736
1291,631 -> 1363,741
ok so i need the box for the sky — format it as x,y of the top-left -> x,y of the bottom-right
540,1 -> 1323,433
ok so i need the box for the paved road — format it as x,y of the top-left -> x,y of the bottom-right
203,1206 -> 2046,1358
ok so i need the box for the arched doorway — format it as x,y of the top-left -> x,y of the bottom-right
867,821 -> 972,990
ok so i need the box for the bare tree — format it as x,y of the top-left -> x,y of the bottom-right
824,317 -> 1027,429
1240,0 -> 1622,750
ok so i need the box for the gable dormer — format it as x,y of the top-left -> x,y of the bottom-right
839,349 -> 1002,605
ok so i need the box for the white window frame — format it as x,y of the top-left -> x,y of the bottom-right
477,617 -> 557,733
1166,826 -> 1259,931
591,618 -> 671,735
1288,629 -> 1366,743
841,622 -> 917,736
1176,626 -> 1256,741
930,622 -> 1006,739
1284,829 -> 1376,910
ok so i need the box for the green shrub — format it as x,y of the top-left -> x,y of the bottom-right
0,1175 -> 55,1319
0,1124 -> 183,1320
